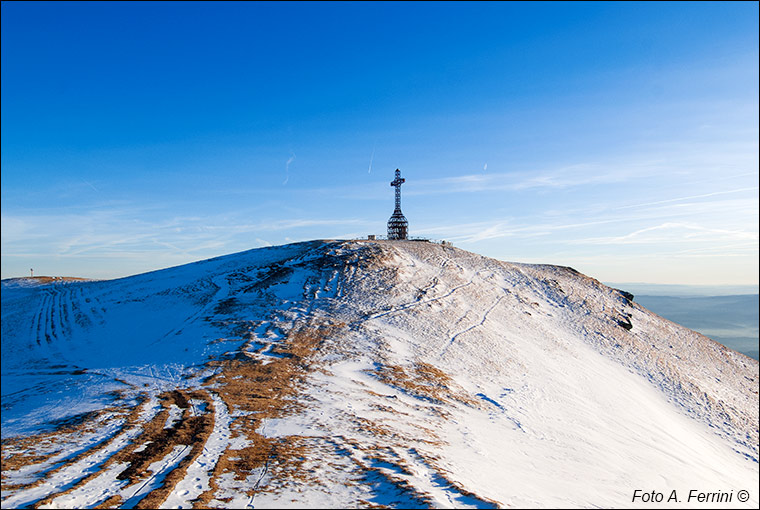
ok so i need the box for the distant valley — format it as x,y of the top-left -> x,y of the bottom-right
634,294 -> 759,360
605,284 -> 759,360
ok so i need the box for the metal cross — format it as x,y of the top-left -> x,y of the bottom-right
390,168 -> 405,212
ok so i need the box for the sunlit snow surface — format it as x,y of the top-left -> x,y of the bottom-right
2,240 -> 758,508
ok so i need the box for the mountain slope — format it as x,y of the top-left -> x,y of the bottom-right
2,240 -> 758,508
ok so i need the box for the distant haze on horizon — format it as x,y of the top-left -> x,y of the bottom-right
2,2 -> 758,285
603,282 -> 759,297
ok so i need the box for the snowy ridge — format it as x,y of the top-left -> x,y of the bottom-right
2,240 -> 758,508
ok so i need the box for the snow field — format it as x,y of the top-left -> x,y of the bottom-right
2,239 -> 757,508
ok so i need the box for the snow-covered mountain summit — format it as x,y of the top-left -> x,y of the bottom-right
2,240 -> 758,508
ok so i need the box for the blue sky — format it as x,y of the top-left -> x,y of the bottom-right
2,1 -> 758,284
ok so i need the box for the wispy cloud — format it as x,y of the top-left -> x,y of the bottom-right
615,187 -> 759,210
571,222 -> 758,246
418,217 -> 625,244
0,209 -> 372,278
403,161 -> 662,196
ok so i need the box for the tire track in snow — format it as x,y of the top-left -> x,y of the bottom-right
41,290 -> 54,345
159,392 -> 230,509
38,462 -> 129,509
50,285 -> 73,345
1,397 -> 162,509
0,415 -> 126,491
44,287 -> 60,345
39,284 -> 71,347
30,288 -> 47,346
61,287 -> 71,339
51,286 -> 62,342
117,445 -> 192,508
34,391 -> 200,509
60,285 -> 76,342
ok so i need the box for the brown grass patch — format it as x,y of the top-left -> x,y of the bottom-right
115,391 -> 198,481
193,322 -> 341,505
371,361 -> 480,409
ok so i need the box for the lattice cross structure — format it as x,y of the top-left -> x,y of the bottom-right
387,168 -> 409,240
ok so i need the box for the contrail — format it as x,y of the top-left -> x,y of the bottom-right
284,153 -> 295,185
368,144 -> 376,174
